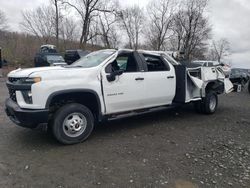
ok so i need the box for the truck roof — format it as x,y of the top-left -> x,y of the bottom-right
95,49 -> 180,65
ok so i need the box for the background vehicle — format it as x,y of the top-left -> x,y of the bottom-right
192,60 -> 231,77
230,68 -> 250,92
34,53 -> 67,67
5,49 -> 233,144
34,45 -> 67,67
64,49 -> 90,65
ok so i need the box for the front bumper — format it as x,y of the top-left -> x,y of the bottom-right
5,98 -> 49,128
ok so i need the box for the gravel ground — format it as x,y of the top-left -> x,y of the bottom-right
0,77 -> 250,188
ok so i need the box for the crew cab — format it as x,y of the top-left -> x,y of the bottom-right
5,49 -> 233,144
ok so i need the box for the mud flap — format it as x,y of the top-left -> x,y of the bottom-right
224,78 -> 234,93
233,84 -> 242,92
236,85 -> 242,92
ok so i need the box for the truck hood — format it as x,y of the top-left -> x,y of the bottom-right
8,67 -> 66,78
8,66 -> 100,81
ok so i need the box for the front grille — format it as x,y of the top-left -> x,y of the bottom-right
8,77 -> 24,83
8,88 -> 17,102
7,77 -> 24,102
7,77 -> 31,103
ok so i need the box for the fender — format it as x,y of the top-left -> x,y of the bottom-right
45,89 -> 104,121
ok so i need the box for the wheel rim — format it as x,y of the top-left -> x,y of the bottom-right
62,113 -> 87,138
209,95 -> 217,111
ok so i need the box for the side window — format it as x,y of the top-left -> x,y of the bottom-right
207,62 -> 213,67
143,54 -> 169,72
105,53 -> 138,73
116,56 -> 128,71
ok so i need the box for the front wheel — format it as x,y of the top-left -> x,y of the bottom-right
52,103 -> 94,144
194,91 -> 218,114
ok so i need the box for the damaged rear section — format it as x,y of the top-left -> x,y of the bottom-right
173,64 -> 233,103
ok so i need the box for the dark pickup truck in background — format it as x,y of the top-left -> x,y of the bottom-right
64,49 -> 89,65
229,68 -> 250,92
34,46 -> 90,67
34,45 -> 67,67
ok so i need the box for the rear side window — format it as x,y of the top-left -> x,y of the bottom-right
207,62 -> 213,67
143,54 -> 169,72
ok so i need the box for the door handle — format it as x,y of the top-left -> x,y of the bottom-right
167,76 -> 174,79
135,77 -> 144,81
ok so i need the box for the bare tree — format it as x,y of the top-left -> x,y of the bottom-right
61,18 -> 78,42
62,0 -> 112,49
172,0 -> 211,60
51,0 -> 61,47
97,0 -> 119,48
210,38 -> 230,62
60,18 -> 79,49
119,5 -> 144,50
20,6 -> 56,43
146,0 -> 175,50
89,18 -> 101,46
0,10 -> 8,31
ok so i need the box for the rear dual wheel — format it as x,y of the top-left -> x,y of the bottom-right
194,91 -> 218,114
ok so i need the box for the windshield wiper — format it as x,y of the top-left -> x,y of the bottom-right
65,65 -> 84,68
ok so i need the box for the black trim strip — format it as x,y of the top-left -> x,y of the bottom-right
100,75 -> 107,113
5,98 -> 49,128
6,81 -> 32,90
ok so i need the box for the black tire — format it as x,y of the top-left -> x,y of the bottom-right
52,103 -> 94,144
194,91 -> 218,114
194,100 -> 203,113
248,81 -> 250,94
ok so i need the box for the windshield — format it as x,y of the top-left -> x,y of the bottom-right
47,55 -> 65,63
71,50 -> 116,68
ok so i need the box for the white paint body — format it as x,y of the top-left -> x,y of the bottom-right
101,63 -> 176,114
7,50 -> 233,116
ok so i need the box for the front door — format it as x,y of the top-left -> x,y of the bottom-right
102,52 -> 145,114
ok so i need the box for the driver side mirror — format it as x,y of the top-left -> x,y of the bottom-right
106,70 -> 124,82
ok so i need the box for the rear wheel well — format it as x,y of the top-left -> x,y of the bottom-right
48,92 -> 100,120
205,81 -> 224,94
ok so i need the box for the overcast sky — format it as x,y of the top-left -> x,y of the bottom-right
1,0 -> 250,68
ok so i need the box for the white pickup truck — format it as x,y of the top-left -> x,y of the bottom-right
5,49 -> 233,144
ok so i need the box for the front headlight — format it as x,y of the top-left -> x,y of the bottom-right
23,77 -> 42,84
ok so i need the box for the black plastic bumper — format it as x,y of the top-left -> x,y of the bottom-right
5,98 -> 49,128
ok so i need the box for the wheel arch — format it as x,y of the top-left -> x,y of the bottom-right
46,89 -> 103,121
205,81 -> 224,94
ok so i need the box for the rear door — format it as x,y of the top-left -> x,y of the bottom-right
101,52 -> 146,114
139,53 -> 176,108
